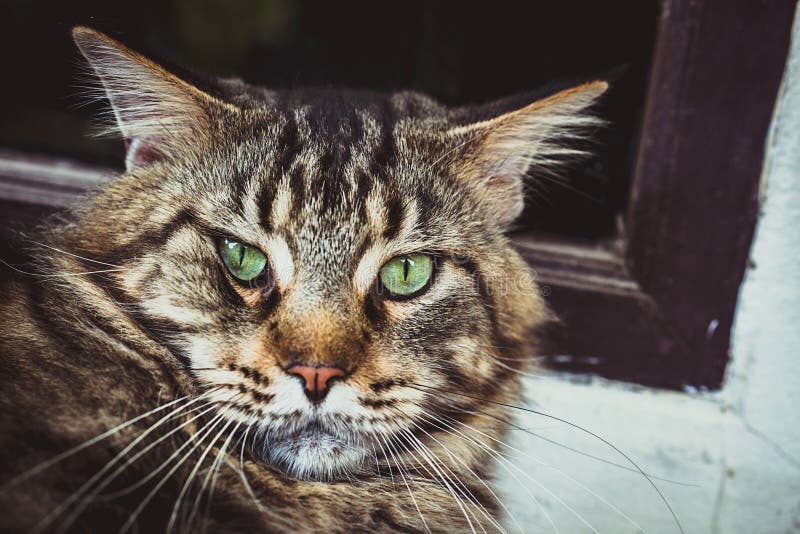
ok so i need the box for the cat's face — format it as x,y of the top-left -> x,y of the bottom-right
70,28 -> 604,481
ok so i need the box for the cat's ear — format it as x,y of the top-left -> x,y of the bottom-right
448,81 -> 608,227
72,26 -> 235,171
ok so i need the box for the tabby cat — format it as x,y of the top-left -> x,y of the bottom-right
0,27 -> 606,533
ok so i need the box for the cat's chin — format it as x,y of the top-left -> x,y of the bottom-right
264,427 -> 368,481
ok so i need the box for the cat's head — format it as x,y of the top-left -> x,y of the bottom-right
68,27 -> 606,481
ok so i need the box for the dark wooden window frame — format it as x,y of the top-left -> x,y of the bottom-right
531,0 -> 796,389
0,0 -> 794,390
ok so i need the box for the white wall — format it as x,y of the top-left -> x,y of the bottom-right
499,5 -> 800,533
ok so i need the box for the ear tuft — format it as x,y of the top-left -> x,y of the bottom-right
72,26 -> 229,171
449,81 -> 608,227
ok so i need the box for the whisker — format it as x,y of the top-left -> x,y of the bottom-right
397,428 -> 500,533
27,240 -> 124,268
0,258 -> 127,278
394,407 -> 521,534
387,433 -> 479,533
0,395 -> 189,491
92,404 -> 219,502
238,424 -> 252,474
415,411 -> 560,533
47,397 -> 219,534
424,410 -> 646,532
223,423 -> 294,532
193,420 -> 241,534
118,413 -> 228,534
368,443 -> 383,479
373,434 -> 396,487
451,404 -> 697,487
166,418 -> 234,534
376,433 -> 432,534
431,411 -> 646,533
407,381 -> 685,534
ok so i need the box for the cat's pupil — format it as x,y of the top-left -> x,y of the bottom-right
238,244 -> 245,267
402,258 -> 410,281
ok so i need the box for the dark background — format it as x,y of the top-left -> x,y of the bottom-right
1,0 -> 659,239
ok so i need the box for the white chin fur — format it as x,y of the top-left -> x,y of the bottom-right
264,428 -> 368,481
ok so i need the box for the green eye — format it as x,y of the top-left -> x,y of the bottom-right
218,238 -> 268,283
379,254 -> 434,297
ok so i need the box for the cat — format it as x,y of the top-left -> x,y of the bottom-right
0,26 -> 606,533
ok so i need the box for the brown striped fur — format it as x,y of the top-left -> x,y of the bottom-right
0,27 -> 606,533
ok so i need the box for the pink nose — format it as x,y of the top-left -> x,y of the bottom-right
286,364 -> 345,404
